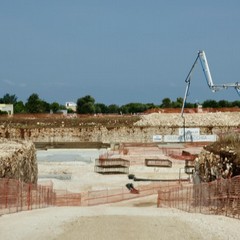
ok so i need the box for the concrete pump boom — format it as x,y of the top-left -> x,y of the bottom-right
181,50 -> 240,116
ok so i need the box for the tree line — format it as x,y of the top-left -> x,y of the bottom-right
0,93 -> 240,114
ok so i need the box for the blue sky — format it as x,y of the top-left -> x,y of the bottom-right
0,1 -> 240,105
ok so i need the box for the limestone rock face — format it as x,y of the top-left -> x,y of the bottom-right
134,112 -> 240,127
195,146 -> 240,183
0,112 -> 239,143
0,139 -> 38,183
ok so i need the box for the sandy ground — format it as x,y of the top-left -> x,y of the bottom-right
1,195 -> 240,240
36,146 -> 194,192
1,145 -> 239,240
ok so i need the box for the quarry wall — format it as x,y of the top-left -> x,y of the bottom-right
0,112 -> 239,145
0,125 -> 234,144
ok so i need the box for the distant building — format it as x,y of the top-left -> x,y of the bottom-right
197,104 -> 203,113
65,102 -> 77,112
0,104 -> 13,115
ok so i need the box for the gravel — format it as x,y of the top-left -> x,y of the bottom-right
134,112 -> 240,127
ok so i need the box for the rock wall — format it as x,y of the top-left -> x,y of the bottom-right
194,147 -> 240,183
0,139 -> 38,183
134,112 -> 240,127
0,126 -> 224,144
0,112 -> 239,144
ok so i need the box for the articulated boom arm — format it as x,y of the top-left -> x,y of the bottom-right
181,50 -> 240,116
198,51 -> 240,93
198,51 -> 214,90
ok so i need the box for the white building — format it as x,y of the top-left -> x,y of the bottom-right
65,102 -> 77,112
0,104 -> 13,115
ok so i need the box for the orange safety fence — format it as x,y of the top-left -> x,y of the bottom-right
157,176 -> 240,219
0,178 -> 82,215
1,177 -> 184,216
54,189 -> 81,206
82,182 -> 179,206
0,178 -> 54,215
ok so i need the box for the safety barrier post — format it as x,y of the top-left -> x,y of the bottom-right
157,191 -> 160,207
4,179 -> 8,209
187,186 -> 190,212
38,185 -> 41,208
46,187 -> 49,206
16,180 -> 20,212
27,184 -> 31,210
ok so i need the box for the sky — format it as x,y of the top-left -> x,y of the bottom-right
0,1 -> 240,106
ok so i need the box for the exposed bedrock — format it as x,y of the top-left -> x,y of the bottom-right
0,139 -> 38,183
0,113 -> 239,144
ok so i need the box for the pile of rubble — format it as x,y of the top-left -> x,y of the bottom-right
194,145 -> 240,183
134,112 -> 240,127
0,139 -> 38,183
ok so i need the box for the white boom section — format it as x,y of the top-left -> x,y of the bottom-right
198,51 -> 214,89
181,50 -> 240,116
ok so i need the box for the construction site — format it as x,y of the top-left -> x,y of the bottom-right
0,138 -> 240,239
1,50 -> 240,239
1,138 -> 239,207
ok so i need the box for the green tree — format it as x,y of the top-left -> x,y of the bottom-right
119,105 -> 129,114
81,102 -> 95,114
202,99 -> 218,108
0,110 -> 8,115
76,95 -> 95,114
124,103 -> 148,113
67,108 -> 75,113
146,103 -> 157,109
184,102 -> 195,108
172,97 -> 183,108
108,104 -> 120,113
14,101 -> 26,113
231,100 -> 240,108
0,93 -> 18,104
25,93 -> 48,113
42,100 -> 50,112
50,102 -> 60,113
161,98 -> 172,108
95,103 -> 108,114
218,100 -> 230,108
59,104 -> 67,110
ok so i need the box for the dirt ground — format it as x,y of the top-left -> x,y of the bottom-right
36,145 -> 194,192
1,195 -> 240,240
1,144 -> 240,240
